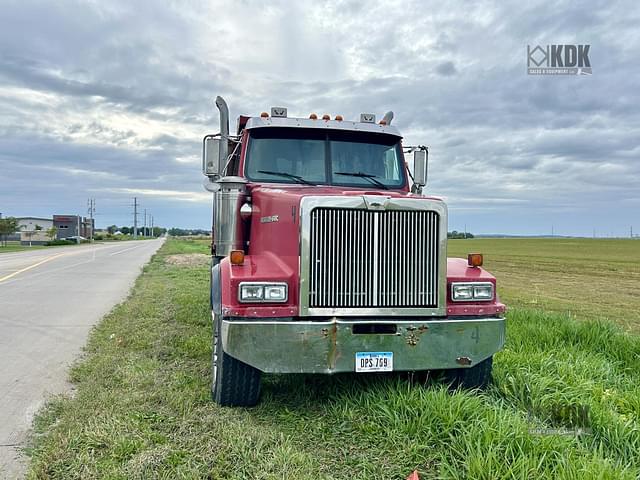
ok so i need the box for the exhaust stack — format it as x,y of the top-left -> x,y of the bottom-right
211,97 -> 247,257
215,96 -> 229,174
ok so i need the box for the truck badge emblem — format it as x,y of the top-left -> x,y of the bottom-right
260,215 -> 279,224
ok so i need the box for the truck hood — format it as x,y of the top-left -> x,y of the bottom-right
249,183 -> 442,202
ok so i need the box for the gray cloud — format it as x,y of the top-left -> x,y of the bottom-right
435,61 -> 457,76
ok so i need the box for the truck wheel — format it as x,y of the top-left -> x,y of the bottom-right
442,356 -> 493,390
211,313 -> 261,407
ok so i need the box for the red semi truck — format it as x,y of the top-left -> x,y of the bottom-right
202,97 -> 505,406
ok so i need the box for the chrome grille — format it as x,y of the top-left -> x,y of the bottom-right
309,208 -> 440,308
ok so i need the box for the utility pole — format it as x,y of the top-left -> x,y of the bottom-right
133,197 -> 139,238
76,215 -> 81,244
631,226 -> 634,239
151,215 -> 154,237
143,209 -> 147,237
87,198 -> 95,241
551,225 -> 554,237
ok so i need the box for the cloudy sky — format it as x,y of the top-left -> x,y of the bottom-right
1,0 -> 638,235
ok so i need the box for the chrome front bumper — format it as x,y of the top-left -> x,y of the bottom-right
221,317 -> 505,374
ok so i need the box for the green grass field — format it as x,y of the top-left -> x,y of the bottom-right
26,238 -> 640,479
448,238 -> 640,332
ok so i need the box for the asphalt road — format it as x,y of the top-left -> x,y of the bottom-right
0,239 -> 164,478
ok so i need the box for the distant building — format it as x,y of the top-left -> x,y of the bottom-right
20,231 -> 50,245
53,215 -> 95,239
16,217 -> 54,245
16,217 -> 54,231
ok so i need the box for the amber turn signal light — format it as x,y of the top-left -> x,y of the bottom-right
260,112 -> 269,118
468,253 -> 483,267
230,250 -> 245,265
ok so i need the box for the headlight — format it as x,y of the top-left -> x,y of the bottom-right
239,282 -> 288,303
451,282 -> 494,302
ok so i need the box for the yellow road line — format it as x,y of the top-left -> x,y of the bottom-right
0,252 -> 68,283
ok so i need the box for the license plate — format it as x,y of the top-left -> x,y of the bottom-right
355,352 -> 393,372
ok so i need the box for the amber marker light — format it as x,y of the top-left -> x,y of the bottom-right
379,119 -> 387,125
322,114 -> 330,120
335,115 -> 343,121
260,112 -> 269,118
309,113 -> 318,119
468,253 -> 483,267
230,250 -> 245,265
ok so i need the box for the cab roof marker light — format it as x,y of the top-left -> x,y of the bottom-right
260,112 -> 269,118
322,114 -> 330,120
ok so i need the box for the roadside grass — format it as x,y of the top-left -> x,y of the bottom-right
448,238 -> 640,332
27,239 -> 640,479
0,242 -> 49,253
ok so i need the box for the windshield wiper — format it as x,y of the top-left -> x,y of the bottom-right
334,171 -> 389,190
257,170 -> 315,185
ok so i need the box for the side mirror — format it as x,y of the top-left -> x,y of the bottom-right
202,136 -> 221,177
413,149 -> 428,188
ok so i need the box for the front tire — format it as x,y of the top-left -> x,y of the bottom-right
442,356 -> 493,390
211,313 -> 261,407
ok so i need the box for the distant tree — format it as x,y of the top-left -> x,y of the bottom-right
46,227 -> 58,241
107,224 -> 118,234
167,228 -> 210,237
121,226 -> 130,235
35,224 -> 43,231
448,231 -> 474,239
0,217 -> 19,246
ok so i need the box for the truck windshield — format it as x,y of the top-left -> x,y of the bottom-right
245,127 -> 405,189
